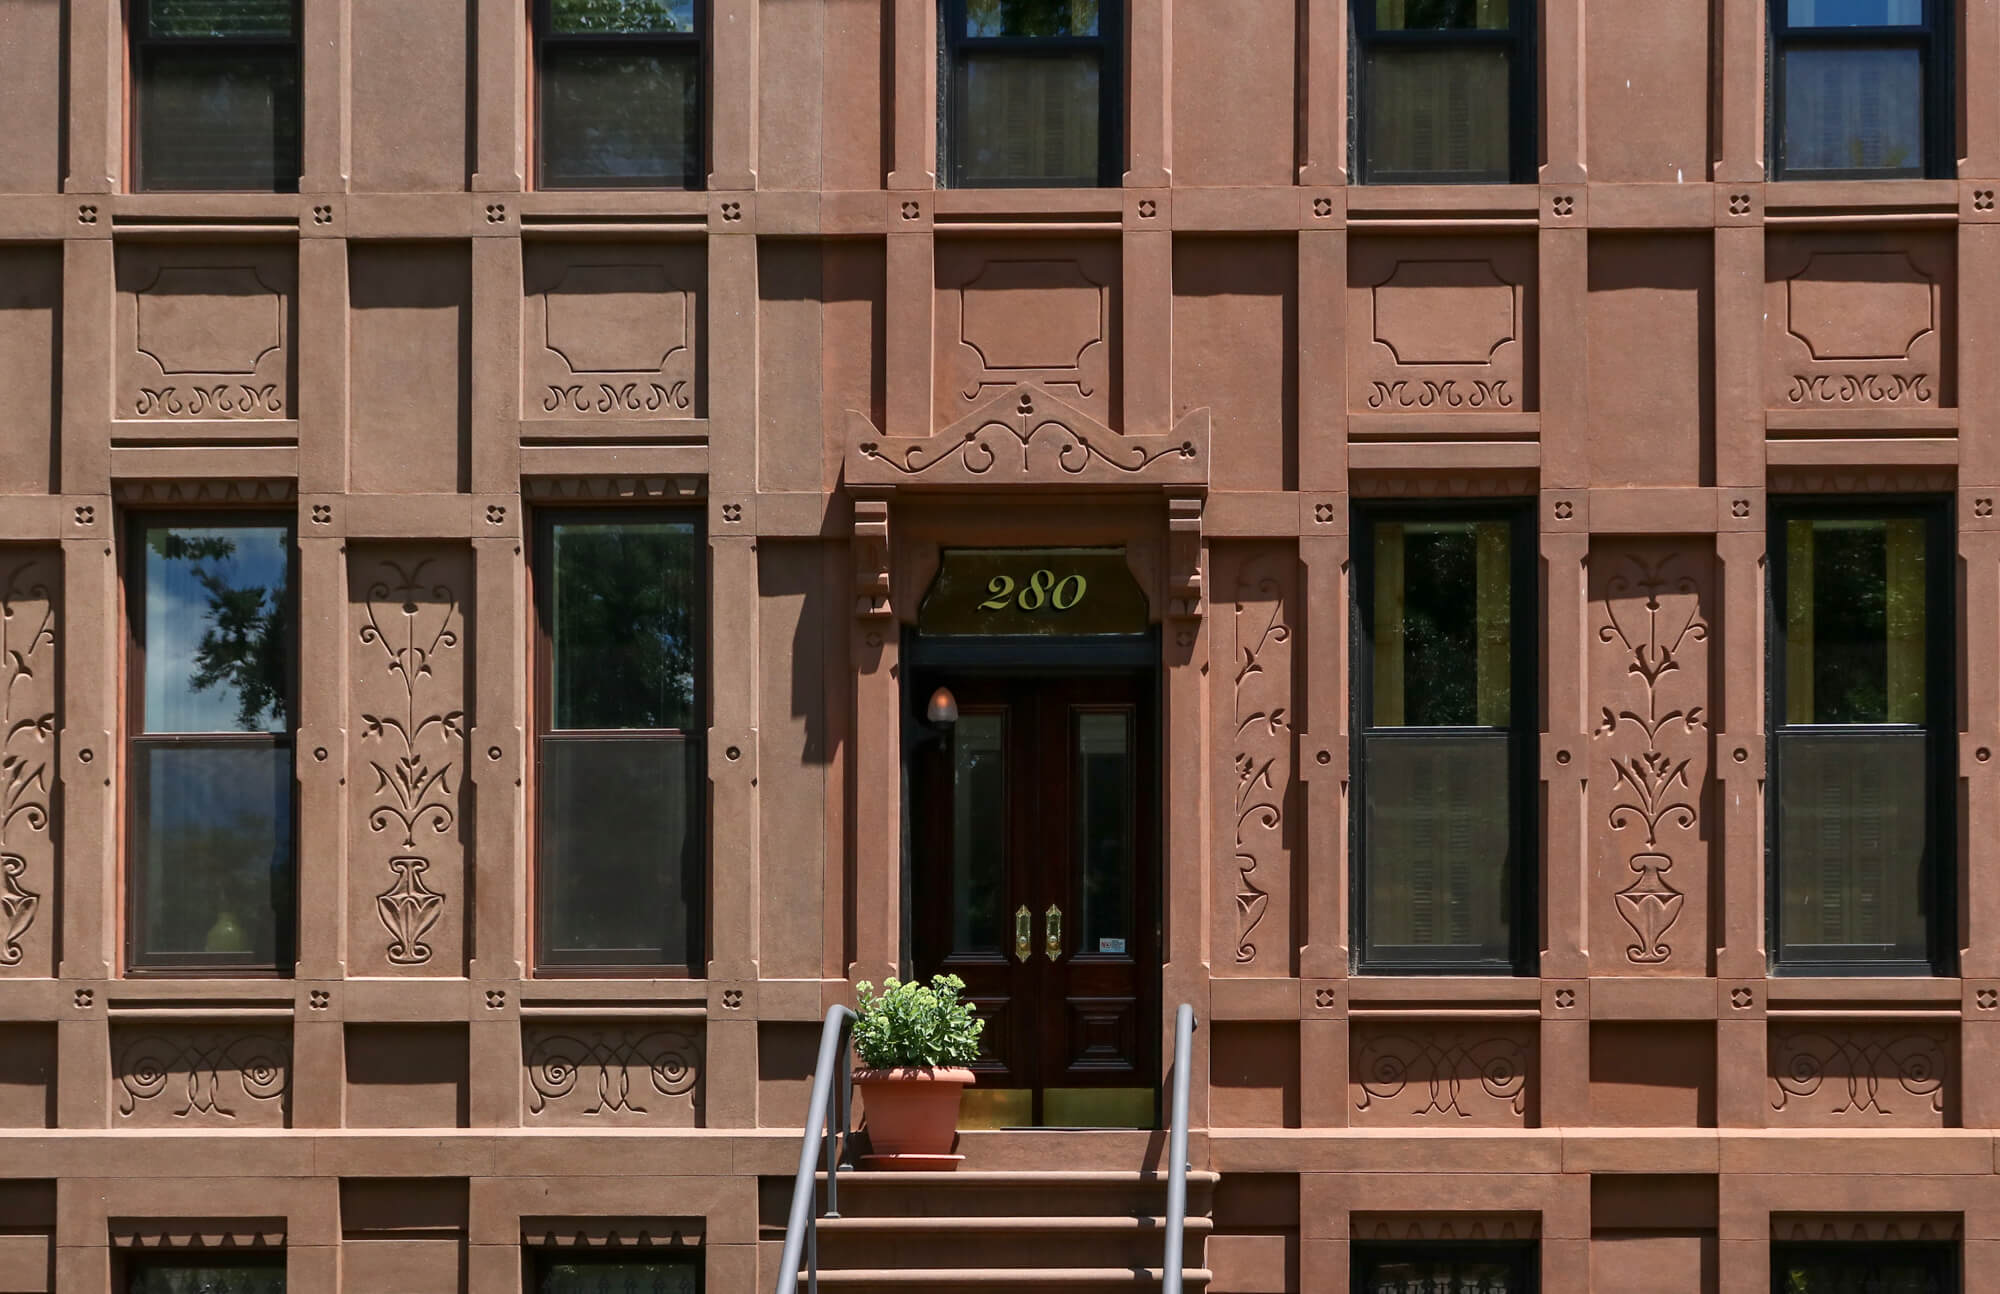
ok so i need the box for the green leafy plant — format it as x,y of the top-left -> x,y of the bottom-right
852,975 -> 984,1070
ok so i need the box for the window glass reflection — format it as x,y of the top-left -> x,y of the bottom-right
550,520 -> 699,731
142,524 -> 291,734
549,0 -> 697,34
965,0 -> 1100,37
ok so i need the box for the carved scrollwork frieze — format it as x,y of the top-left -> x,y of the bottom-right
0,556 -> 55,973
524,1025 -> 703,1125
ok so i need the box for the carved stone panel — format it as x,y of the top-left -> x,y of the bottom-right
1348,236 -> 1537,414
1587,542 -> 1712,975
1766,233 -> 1954,411
111,1026 -> 291,1128
115,244 -> 295,421
523,243 -> 704,421
522,1023 -> 704,1126
1349,1021 -> 1537,1127
0,550 -> 55,978
347,546 -> 471,975
1210,543 -> 1295,978
935,239 -> 1120,432
1768,1022 -> 1955,1127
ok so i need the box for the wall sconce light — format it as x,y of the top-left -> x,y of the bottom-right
925,686 -> 960,727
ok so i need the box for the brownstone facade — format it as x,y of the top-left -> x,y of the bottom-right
6,1 -> 2000,1292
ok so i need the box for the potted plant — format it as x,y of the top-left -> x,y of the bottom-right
851,975 -> 983,1169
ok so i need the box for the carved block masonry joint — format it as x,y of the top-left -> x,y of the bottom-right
1732,499 -> 1753,519
311,504 -> 332,524
720,503 -> 743,523
312,205 -> 332,225
73,988 -> 92,1008
1137,199 -> 1157,218
486,989 -> 506,1009
72,505 -> 93,526
1730,193 -> 1753,216
1552,500 -> 1574,520
1313,502 -> 1335,524
486,203 -> 506,223
1977,989 -> 1997,1010
1313,987 -> 1337,1009
1551,195 -> 1576,218
1553,989 -> 1576,1009
307,990 -> 329,1010
1977,498 -> 1994,518
1978,190 -> 1996,212
721,989 -> 743,1009
485,504 -> 506,525
1313,196 -> 1334,218
1731,987 -> 1755,1009
901,200 -> 921,220
721,201 -> 742,222
77,204 -> 96,225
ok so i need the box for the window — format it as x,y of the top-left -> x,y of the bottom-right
132,0 -> 302,192
1770,0 -> 1952,180
1353,507 -> 1535,973
1770,501 -> 1953,974
128,517 -> 296,973
536,0 -> 703,189
1354,1242 -> 1536,1293
1353,0 -> 1534,184
534,1253 -> 699,1294
1772,1241 -> 1957,1292
535,514 -> 704,971
944,0 -> 1120,187
127,1257 -> 286,1293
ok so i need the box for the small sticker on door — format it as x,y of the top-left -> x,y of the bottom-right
1098,938 -> 1126,955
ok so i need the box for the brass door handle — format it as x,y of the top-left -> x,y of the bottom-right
1015,906 -> 1032,962
1044,904 -> 1063,961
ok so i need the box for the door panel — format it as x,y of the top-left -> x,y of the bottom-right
914,673 -> 1158,1126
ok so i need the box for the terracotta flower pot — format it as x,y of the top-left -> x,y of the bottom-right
853,1066 -> 975,1167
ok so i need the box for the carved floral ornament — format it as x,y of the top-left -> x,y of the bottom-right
1595,552 -> 1708,967
1229,559 -> 1291,966
358,559 -> 465,967
0,561 -> 54,968
847,385 -> 1209,489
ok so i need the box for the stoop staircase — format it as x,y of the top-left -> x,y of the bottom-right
775,1005 -> 1209,1294
798,1167 -> 1217,1292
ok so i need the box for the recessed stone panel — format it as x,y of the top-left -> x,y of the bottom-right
1766,232 -> 1954,412
1349,1021 -> 1537,1127
111,1025 -> 291,1128
524,243 -> 705,421
347,545 -> 471,976
935,239 -> 1120,433
1348,236 -> 1536,414
522,1022 -> 705,1127
115,245 -> 295,422
0,547 -> 56,979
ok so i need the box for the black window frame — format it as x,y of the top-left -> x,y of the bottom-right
1767,0 -> 1954,181
531,507 -> 708,975
1352,1240 -> 1539,1293
124,510 -> 299,976
129,0 -> 304,194
124,1252 -> 288,1292
940,0 -> 1124,189
1767,495 -> 1956,977
1350,501 -> 1539,976
532,0 -> 708,191
1770,1239 -> 1959,1292
1350,0 -> 1538,185
531,1249 -> 702,1294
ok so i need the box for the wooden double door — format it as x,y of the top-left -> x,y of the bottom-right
912,672 -> 1159,1127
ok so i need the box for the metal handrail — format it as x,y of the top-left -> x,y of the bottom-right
775,1004 -> 858,1294
1162,1002 -> 1197,1294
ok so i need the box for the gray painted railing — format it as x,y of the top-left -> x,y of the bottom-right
1162,1002 -> 1197,1294
775,1004 -> 857,1294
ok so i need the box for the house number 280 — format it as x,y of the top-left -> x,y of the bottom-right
980,569 -> 1087,612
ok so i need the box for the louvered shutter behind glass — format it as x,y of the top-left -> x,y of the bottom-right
138,0 -> 298,191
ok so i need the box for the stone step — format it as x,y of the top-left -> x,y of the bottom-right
813,1215 -> 1213,1269
795,1266 -> 1213,1292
